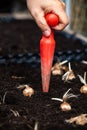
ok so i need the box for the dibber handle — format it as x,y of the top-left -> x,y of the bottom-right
45,13 -> 59,27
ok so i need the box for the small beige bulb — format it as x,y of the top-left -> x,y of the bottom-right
52,69 -> 63,75
51,60 -> 68,76
68,71 -> 75,80
62,63 -> 75,82
60,102 -> 71,111
65,114 -> 87,126
80,85 -> 87,94
23,86 -> 34,97
78,72 -> 87,94
51,88 -> 78,112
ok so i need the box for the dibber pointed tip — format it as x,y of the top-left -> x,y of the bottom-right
42,74 -> 51,92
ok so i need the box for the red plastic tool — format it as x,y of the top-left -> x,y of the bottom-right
40,13 -> 59,92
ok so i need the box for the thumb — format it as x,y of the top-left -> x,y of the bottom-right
34,12 -> 51,37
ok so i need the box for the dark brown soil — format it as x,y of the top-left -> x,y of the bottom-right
0,19 -> 87,55
0,19 -> 87,130
0,62 -> 87,130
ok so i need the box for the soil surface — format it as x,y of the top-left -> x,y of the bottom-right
0,62 -> 87,130
0,19 -> 87,130
0,19 -> 87,55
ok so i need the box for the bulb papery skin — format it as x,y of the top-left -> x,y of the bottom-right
80,85 -> 87,94
60,102 -> 71,111
52,69 -> 63,75
23,87 -> 34,97
69,71 -> 75,80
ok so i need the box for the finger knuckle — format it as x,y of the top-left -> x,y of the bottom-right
31,9 -> 38,18
64,19 -> 69,25
38,19 -> 44,26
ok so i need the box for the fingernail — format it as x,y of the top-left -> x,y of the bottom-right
43,30 -> 50,37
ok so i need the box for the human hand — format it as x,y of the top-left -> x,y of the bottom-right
26,0 -> 69,37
